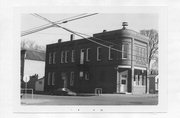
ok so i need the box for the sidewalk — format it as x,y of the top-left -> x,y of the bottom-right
21,93 -> 158,105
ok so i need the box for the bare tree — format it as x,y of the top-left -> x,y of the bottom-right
140,29 -> 158,66
21,40 -> 45,51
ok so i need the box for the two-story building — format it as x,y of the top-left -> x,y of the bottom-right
44,22 -> 149,94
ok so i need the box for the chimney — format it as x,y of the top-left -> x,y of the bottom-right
58,39 -> 62,43
70,34 -> 74,41
122,22 -> 128,29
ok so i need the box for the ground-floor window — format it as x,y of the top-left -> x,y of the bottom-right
134,69 -> 147,86
70,72 -> 74,86
52,72 -> 55,85
47,72 -> 51,85
47,72 -> 56,86
85,72 -> 89,80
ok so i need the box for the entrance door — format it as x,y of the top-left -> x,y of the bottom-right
61,73 -> 68,88
117,70 -> 128,93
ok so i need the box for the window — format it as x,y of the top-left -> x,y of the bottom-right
135,46 -> 139,61
142,75 -> 146,86
86,48 -> 90,61
141,48 -> 144,62
121,80 -> 126,84
70,72 -> 74,86
79,71 -> 83,77
52,72 -> 55,85
108,45 -> 113,60
122,44 -> 128,59
48,53 -> 52,64
97,47 -> 102,61
134,75 -> 138,86
80,49 -> 85,64
47,72 -> 51,85
142,48 -> 147,62
139,75 -> 142,85
140,48 -> 143,61
65,51 -> 69,63
85,72 -> 89,80
71,50 -> 75,62
53,52 -> 56,64
60,51 -> 64,63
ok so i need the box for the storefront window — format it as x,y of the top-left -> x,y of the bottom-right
142,75 -> 146,85
139,75 -> 142,85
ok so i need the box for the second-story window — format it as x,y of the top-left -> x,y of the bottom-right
108,45 -> 113,60
142,48 -> 145,62
60,51 -> 64,63
48,53 -> 52,64
135,46 -> 139,61
65,51 -> 69,63
53,52 -> 56,64
122,44 -> 128,59
86,48 -> 90,61
80,49 -> 85,64
71,50 -> 75,62
97,47 -> 102,61
140,48 -> 143,61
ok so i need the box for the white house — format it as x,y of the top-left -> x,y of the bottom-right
21,48 -> 45,90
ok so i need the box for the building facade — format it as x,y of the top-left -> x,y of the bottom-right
44,23 -> 149,94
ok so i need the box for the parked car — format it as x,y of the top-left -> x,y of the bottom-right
52,88 -> 76,96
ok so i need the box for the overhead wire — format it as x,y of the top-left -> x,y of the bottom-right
22,13 -> 87,35
21,13 -> 97,36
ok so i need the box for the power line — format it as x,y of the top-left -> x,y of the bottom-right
31,13 -> 157,61
21,13 -> 98,37
22,13 -> 88,35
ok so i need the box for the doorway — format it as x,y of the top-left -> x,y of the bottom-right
117,70 -> 128,93
61,72 -> 68,88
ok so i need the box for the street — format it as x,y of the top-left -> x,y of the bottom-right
21,94 -> 158,105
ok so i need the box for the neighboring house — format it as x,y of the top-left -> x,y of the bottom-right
21,49 -> 45,90
44,22 -> 149,94
35,77 -> 45,92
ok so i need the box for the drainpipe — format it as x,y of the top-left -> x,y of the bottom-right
131,38 -> 134,94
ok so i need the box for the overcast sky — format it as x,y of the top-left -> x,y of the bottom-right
21,13 -> 158,47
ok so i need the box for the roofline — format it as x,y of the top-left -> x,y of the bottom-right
21,48 -> 46,53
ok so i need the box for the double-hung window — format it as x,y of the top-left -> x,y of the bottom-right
80,49 -> 85,64
86,48 -> 90,61
60,51 -> 64,63
53,52 -> 56,64
65,51 -> 69,63
108,45 -> 113,60
49,53 -> 52,64
122,44 -> 128,59
71,50 -> 75,62
97,47 -> 102,61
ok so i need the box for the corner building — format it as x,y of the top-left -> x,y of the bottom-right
44,23 -> 149,94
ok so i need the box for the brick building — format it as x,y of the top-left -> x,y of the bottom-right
44,22 -> 149,94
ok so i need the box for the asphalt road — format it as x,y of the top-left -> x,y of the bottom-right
21,94 -> 158,105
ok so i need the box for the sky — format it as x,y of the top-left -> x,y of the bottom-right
21,13 -> 158,47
